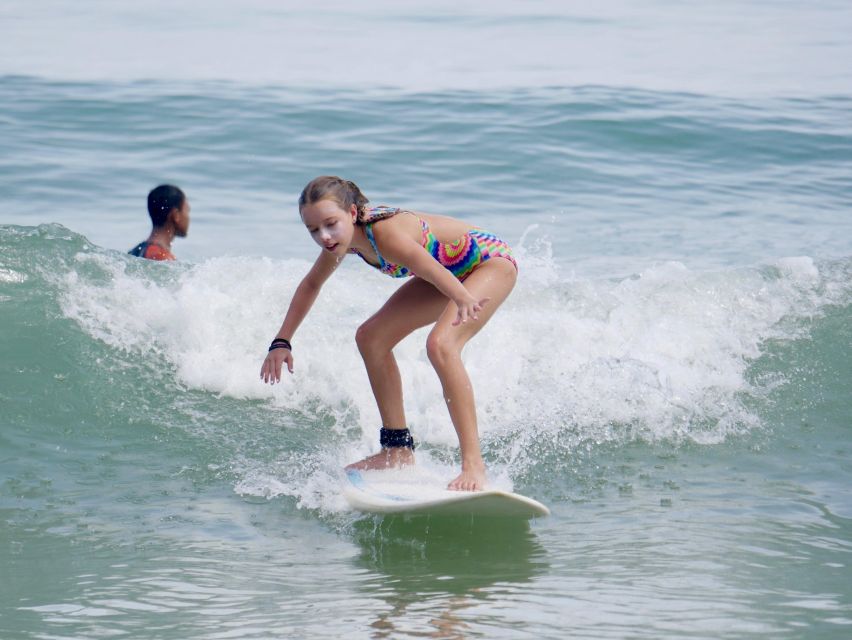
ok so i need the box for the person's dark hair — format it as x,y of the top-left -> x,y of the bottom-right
147,185 -> 186,227
298,176 -> 371,224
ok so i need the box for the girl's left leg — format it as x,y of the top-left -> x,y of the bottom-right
426,258 -> 517,491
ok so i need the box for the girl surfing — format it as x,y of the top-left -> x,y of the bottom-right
260,176 -> 517,491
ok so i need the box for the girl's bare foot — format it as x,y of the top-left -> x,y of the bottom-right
447,462 -> 486,491
345,447 -> 415,471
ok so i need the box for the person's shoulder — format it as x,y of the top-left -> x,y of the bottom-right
128,242 -> 175,261
144,244 -> 176,261
370,210 -> 422,249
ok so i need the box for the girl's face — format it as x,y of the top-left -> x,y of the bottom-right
300,199 -> 357,256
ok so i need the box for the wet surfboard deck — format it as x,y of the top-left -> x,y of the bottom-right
344,468 -> 550,518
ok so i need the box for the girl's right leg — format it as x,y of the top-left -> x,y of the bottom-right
347,277 -> 449,471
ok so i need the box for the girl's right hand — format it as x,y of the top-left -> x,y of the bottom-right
260,348 -> 293,384
453,294 -> 490,326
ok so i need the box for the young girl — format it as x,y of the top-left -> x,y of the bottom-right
260,176 -> 518,491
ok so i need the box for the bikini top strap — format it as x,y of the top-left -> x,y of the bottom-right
362,206 -> 406,268
361,205 -> 402,224
364,224 -> 384,268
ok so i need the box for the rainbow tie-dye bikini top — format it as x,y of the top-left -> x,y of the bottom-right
352,206 -> 516,281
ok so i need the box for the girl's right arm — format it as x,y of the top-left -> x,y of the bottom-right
260,250 -> 340,384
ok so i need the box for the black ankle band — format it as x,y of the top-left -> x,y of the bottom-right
380,427 -> 415,450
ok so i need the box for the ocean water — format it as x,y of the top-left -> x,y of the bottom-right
2,2 -> 852,639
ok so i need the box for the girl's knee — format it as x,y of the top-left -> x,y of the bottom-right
355,318 -> 381,355
426,330 -> 461,367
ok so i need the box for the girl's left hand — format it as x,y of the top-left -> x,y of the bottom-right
453,295 -> 490,326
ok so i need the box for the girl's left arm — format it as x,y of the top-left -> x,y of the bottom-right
375,223 -> 487,325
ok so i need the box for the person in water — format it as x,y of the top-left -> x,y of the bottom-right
260,176 -> 518,491
129,184 -> 190,260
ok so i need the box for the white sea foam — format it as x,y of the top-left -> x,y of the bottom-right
60,250 -> 842,448
51,248 -> 849,511
0,267 -> 27,284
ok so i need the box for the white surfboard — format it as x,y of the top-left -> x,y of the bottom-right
344,468 -> 550,518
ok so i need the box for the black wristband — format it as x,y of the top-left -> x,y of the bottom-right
379,427 -> 415,450
268,338 -> 292,352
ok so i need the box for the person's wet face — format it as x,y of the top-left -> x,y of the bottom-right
173,199 -> 191,237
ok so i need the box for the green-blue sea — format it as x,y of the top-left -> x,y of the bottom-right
2,2 -> 851,638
